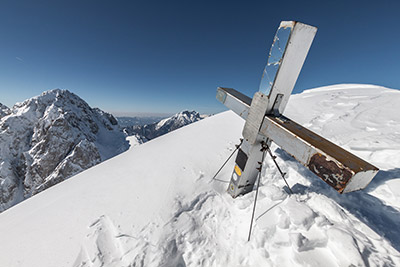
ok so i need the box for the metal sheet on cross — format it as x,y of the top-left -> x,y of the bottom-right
262,21 -> 317,115
242,92 -> 269,145
216,21 -> 379,197
242,21 -> 317,146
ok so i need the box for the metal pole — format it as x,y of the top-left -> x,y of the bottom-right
265,144 -> 293,195
212,139 -> 243,180
248,142 -> 267,241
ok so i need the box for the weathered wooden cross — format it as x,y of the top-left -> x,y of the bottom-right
216,21 -> 379,198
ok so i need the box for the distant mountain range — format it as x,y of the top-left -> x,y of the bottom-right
117,116 -> 168,128
122,110 -> 203,141
0,90 -> 204,212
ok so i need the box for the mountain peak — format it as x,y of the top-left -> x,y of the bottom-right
125,110 -> 203,140
156,110 -> 201,130
14,88 -> 87,112
0,89 -> 129,212
174,110 -> 200,119
0,102 -> 10,118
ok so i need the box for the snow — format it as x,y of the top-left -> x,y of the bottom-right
0,89 -> 129,212
0,84 -> 400,266
126,135 -> 144,147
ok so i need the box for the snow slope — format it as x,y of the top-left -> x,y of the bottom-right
0,84 -> 399,267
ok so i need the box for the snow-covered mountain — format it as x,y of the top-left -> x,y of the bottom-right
124,110 -> 202,140
0,103 -> 10,118
0,84 -> 400,267
0,89 -> 129,212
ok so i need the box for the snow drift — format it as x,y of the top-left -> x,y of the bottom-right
0,84 -> 399,267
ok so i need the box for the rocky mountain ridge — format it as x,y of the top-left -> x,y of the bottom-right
0,89 -> 129,212
0,103 -> 10,118
124,110 -> 202,141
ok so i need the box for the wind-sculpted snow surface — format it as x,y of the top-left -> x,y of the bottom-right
0,84 -> 399,267
0,89 -> 129,211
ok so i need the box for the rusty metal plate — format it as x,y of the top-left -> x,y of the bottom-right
260,115 -> 379,193
308,153 -> 352,193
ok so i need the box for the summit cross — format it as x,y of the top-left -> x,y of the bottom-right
216,21 -> 379,198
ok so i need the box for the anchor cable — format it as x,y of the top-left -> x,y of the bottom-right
212,139 -> 243,181
248,142 -> 267,242
265,143 -> 293,195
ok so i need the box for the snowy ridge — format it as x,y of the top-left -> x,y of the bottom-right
0,84 -> 399,266
0,103 -> 10,118
155,111 -> 200,131
126,134 -> 147,147
298,83 -> 390,93
125,110 -> 202,140
285,84 -> 400,170
0,89 -> 129,212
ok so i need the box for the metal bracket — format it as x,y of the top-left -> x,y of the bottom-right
271,93 -> 284,116
242,92 -> 269,145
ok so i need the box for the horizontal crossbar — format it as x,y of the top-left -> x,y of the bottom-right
216,87 -> 379,193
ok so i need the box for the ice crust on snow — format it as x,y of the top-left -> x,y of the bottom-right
0,84 -> 400,266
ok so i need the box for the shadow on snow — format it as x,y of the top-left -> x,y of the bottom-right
275,148 -> 400,252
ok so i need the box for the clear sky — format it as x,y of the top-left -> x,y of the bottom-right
1,0 -> 399,116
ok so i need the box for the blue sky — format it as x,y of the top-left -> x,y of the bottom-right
1,0 -> 399,116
